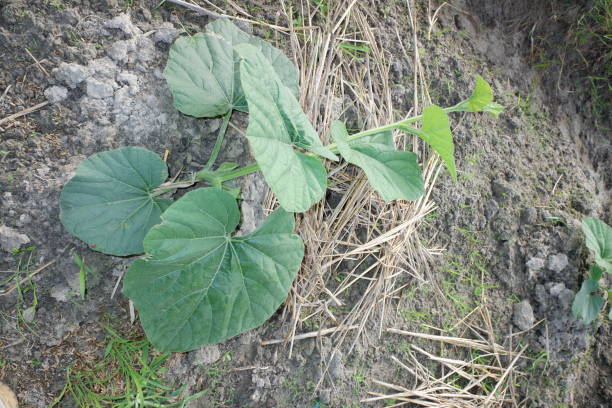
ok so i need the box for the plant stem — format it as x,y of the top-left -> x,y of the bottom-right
203,110 -> 233,170
218,163 -> 260,182
193,102 -> 469,184
326,103 -> 464,152
150,180 -> 197,196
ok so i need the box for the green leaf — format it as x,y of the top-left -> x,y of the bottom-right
123,188 -> 304,352
589,265 -> 604,281
354,130 -> 394,148
236,43 -> 336,212
462,75 -> 494,112
482,101 -> 505,117
164,33 -> 245,117
331,121 -> 424,202
60,147 -> 171,256
572,279 -> 603,324
206,19 -> 299,97
420,105 -> 456,179
582,217 -> 612,273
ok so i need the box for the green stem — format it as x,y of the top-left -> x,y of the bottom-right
192,102 -> 469,184
150,180 -> 196,196
218,163 -> 260,182
203,110 -> 233,170
326,103 -> 464,152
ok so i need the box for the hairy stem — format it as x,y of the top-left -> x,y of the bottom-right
326,102 -> 465,151
199,102 -> 469,184
203,110 -> 233,170
218,163 -> 261,182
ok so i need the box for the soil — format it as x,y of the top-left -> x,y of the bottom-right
0,1 -> 610,408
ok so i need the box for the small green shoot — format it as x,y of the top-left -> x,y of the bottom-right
572,217 -> 612,323
72,253 -> 92,300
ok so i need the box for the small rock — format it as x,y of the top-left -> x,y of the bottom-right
491,181 -> 514,202
525,257 -> 545,279
189,344 -> 221,365
484,199 -> 499,219
0,225 -> 30,253
547,253 -> 568,273
116,71 -> 138,88
319,389 -> 332,404
549,282 -> 566,297
44,85 -> 68,104
136,36 -> 155,63
50,285 -> 72,302
0,382 -> 18,408
22,307 -> 36,324
520,207 -> 537,224
513,300 -> 535,330
16,214 -> 31,227
88,57 -> 118,79
86,78 -> 114,99
154,22 -> 181,44
107,40 -> 133,62
558,288 -> 574,310
328,350 -> 345,379
53,62 -> 89,89
104,13 -> 141,37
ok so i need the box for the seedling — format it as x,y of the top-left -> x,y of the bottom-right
572,217 -> 612,323
59,20 -> 503,351
72,253 -> 92,300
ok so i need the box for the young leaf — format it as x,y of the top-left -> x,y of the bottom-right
164,33 -> 246,117
419,105 -> 456,180
582,217 -> 612,273
462,75 -> 494,112
122,188 -> 304,352
236,43 -> 337,212
206,19 -> 299,97
572,279 -> 604,324
354,130 -> 394,148
331,121 -> 424,201
482,101 -> 505,118
60,147 -> 171,256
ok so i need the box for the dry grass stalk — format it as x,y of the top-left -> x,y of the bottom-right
364,306 -> 527,407
252,0 -> 444,367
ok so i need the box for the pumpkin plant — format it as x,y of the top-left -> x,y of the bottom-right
572,217 -> 612,324
59,20 -> 503,352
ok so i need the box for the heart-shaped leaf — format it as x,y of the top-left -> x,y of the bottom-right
457,75 -> 504,117
206,19 -> 299,97
462,75 -> 493,112
420,105 -> 456,179
123,188 -> 304,352
236,43 -> 337,212
572,279 -> 603,324
582,217 -> 612,273
332,121 -> 424,201
164,33 -> 245,117
60,147 -> 171,256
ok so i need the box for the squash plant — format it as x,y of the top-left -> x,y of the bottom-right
572,217 -> 612,323
59,20 -> 503,352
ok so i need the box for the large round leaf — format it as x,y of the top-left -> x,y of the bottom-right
60,147 -> 171,256
163,33 -> 245,117
206,19 -> 299,97
123,188 -> 304,352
